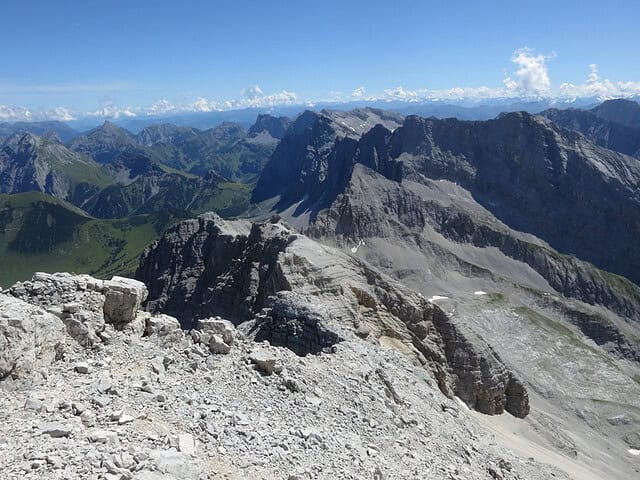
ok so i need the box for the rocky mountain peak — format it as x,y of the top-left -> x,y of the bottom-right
248,114 -> 291,139
2,131 -> 40,152
592,98 -> 640,127
135,123 -> 198,146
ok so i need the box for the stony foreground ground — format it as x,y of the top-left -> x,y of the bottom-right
0,272 -> 568,479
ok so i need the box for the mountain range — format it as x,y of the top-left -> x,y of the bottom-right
2,99 -> 640,479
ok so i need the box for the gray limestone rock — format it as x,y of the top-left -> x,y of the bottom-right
0,294 -> 65,380
103,276 -> 148,325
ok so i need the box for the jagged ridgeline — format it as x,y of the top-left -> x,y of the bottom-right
0,114 -> 290,285
1,101 -> 640,480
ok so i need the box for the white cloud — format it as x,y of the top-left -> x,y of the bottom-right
351,86 -> 366,99
503,47 -> 552,96
241,85 -> 264,100
559,64 -> 640,100
234,86 -> 298,108
0,105 -> 33,121
146,99 -> 177,115
189,97 -> 219,112
45,107 -> 76,121
383,86 -> 420,101
3,49 -> 640,123
0,105 -> 76,122
88,100 -> 136,119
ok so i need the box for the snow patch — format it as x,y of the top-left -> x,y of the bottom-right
630,449 -> 640,456
474,291 -> 488,296
428,295 -> 449,303
350,239 -> 366,254
455,397 -> 470,411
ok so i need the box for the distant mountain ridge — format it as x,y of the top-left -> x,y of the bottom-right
0,120 -> 79,144
0,132 -> 112,202
540,99 -> 640,158
255,108 -> 640,289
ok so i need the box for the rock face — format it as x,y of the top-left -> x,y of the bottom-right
8,272 -> 108,346
257,109 -> 640,287
387,113 -> 640,286
0,132 -> 105,201
137,213 -> 292,327
591,98 -> 640,128
251,108 -> 403,207
248,114 -> 291,140
541,106 -> 640,158
138,214 -> 530,417
250,291 -> 343,356
67,121 -> 138,164
309,164 -> 640,329
428,305 -> 530,417
0,294 -> 65,379
135,124 -> 199,147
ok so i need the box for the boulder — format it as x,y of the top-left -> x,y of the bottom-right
145,314 -> 183,346
0,294 -> 65,380
39,422 -> 72,438
209,334 -> 231,355
249,348 -> 282,375
196,318 -> 236,346
103,276 -> 148,325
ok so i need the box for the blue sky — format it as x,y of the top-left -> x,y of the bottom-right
1,0 -> 640,120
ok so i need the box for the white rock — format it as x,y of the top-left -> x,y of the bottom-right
196,318 -> 236,345
146,314 -> 183,345
178,433 -> 196,455
87,429 -> 119,444
74,362 -> 90,374
209,334 -> 231,354
249,349 -> 281,375
103,276 -> 148,324
0,295 -> 65,379
39,422 -> 72,438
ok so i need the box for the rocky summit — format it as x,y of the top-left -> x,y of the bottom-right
0,266 -> 552,479
1,263 -> 555,480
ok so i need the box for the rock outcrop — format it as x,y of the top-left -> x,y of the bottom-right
137,214 -> 530,417
137,213 -> 292,326
0,294 -> 65,380
103,276 -> 148,325
541,106 -> 640,158
249,291 -> 344,356
248,114 -> 291,140
0,132 -> 105,202
7,272 -> 149,346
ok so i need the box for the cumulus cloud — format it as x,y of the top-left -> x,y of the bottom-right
351,86 -> 366,99
45,107 -> 77,121
88,100 -> 136,119
238,86 -> 298,107
559,64 -> 640,100
0,105 -> 76,122
146,99 -> 177,115
503,47 -> 552,96
3,50 -> 640,123
0,104 -> 33,121
383,86 -> 420,101
190,97 -> 219,112
137,87 -> 298,118
241,85 -> 264,100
